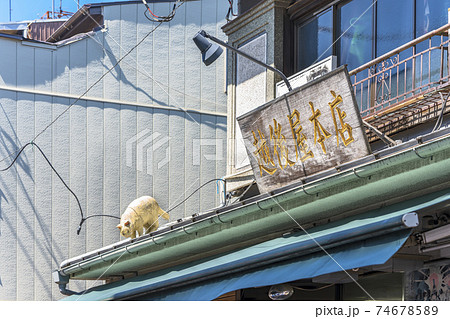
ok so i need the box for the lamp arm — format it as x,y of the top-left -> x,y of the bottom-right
201,31 -> 293,91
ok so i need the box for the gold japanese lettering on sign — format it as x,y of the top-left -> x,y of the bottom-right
287,109 -> 314,162
252,129 -> 277,176
251,90 -> 355,177
270,119 -> 296,169
328,90 -> 354,147
309,102 -> 332,154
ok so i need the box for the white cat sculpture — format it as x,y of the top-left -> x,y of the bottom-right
117,196 -> 169,239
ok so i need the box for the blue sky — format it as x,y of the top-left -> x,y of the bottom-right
0,0 -> 135,22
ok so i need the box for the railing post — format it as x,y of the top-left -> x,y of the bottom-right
412,46 -> 416,91
448,8 -> 450,79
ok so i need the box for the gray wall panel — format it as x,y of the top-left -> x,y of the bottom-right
152,3 -> 170,108
136,107 -> 154,199
200,114 -> 218,212
0,39 -> 17,86
136,6 -> 154,105
120,4 -> 138,103
51,97 -> 71,299
168,4 -> 186,110
184,0 -> 202,111
215,0 -> 229,115
68,101 -> 87,293
151,108 -> 170,226
0,0 -> 227,300
54,45 -> 70,94
216,114 -> 227,206
0,90 -> 18,300
17,46 -> 34,89
34,95 -> 53,300
201,0 -> 218,113
69,40 -> 88,96
120,104 -> 137,215
34,49 -> 53,92
184,112 -> 201,218
103,5 -> 122,101
16,93 -> 35,300
168,111 -> 186,220
86,36 -> 106,99
86,102 -> 105,251
103,103 -> 121,245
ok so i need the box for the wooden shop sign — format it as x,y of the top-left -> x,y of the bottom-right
237,66 -> 371,193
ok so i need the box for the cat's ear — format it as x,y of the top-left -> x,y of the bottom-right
124,220 -> 131,227
116,224 -> 122,229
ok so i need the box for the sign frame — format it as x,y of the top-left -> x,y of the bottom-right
237,66 -> 371,193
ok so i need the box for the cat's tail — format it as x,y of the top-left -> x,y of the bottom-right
159,208 -> 170,220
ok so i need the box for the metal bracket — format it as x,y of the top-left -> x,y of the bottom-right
362,120 -> 398,147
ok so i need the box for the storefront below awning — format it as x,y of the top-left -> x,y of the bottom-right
60,186 -> 450,301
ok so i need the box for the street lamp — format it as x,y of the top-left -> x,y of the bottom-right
193,30 -> 292,91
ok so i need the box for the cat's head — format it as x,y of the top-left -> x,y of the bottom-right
116,220 -> 132,237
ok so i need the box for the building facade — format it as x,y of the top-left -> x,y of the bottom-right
221,0 -> 450,300
0,0 -> 229,300
11,0 -> 450,301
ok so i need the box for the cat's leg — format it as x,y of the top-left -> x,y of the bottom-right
148,222 -> 159,233
144,220 -> 159,234
137,227 -> 143,237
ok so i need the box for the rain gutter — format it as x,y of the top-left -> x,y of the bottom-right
58,126 -> 450,280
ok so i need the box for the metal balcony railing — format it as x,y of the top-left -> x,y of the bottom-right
349,23 -> 450,139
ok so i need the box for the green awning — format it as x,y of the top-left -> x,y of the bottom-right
62,188 -> 450,301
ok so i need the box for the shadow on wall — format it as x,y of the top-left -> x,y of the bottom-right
0,102 -> 66,299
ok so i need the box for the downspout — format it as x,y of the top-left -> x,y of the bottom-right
52,271 -> 79,296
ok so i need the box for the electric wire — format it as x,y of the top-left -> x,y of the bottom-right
73,0 -> 215,126
0,141 -> 225,235
432,92 -> 449,132
0,21 -> 169,233
226,0 -> 238,22
229,180 -> 255,205
1,1 -> 190,235
166,178 -> 226,214
0,141 -> 84,232
0,20 -> 164,167
142,0 -> 181,23
84,31 -> 224,117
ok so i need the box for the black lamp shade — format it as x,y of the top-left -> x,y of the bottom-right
193,31 -> 223,66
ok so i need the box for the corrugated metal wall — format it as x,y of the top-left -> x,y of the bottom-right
0,0 -> 228,300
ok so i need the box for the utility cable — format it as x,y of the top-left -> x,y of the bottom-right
166,178 -> 226,214
80,178 -> 226,235
0,141 -> 123,235
87,32 -> 225,109
0,21 -> 164,167
432,92 -> 449,132
76,0 -> 212,126
142,0 -> 181,23
226,0 -> 238,22
1,2 -> 201,236
1,0 -> 186,166
33,21 -> 163,144
0,141 -> 85,232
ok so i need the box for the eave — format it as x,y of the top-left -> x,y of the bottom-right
46,5 -> 103,43
58,126 -> 450,281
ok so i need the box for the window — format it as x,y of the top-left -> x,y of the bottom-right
337,0 -> 373,71
294,0 -> 450,72
296,8 -> 333,72
376,0 -> 414,56
416,0 -> 450,37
